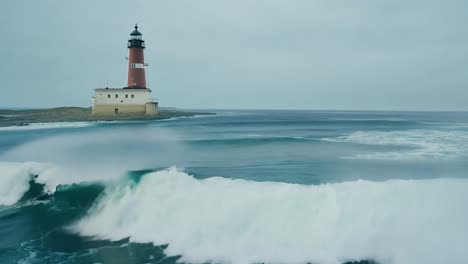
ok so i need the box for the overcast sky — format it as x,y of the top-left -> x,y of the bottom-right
1,0 -> 467,110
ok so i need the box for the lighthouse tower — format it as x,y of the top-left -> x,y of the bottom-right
127,25 -> 147,89
91,25 -> 158,117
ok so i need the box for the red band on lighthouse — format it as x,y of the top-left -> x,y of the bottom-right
127,24 -> 147,89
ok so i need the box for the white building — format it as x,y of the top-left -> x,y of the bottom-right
92,88 -> 157,116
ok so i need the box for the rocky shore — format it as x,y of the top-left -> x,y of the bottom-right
0,107 -> 214,127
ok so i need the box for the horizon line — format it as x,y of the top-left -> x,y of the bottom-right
1,106 -> 467,113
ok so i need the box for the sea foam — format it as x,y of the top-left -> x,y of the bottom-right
0,122 -> 94,131
73,167 -> 468,264
323,129 -> 468,160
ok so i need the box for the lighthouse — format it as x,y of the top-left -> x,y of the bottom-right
127,25 -> 147,89
92,25 -> 158,116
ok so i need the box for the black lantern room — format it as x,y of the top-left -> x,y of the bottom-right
128,24 -> 145,48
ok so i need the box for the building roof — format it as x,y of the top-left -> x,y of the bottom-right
94,88 -> 152,92
130,24 -> 142,36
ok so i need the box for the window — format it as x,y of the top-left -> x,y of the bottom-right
131,94 -> 134,98
125,94 -> 128,98
130,35 -> 142,41
115,94 -> 118,98
107,94 -> 110,98
130,63 -> 145,69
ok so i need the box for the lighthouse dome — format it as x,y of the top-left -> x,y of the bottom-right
130,24 -> 142,36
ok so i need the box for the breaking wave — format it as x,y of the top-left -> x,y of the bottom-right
71,167 -> 468,264
323,129 -> 468,160
2,124 -> 468,264
2,160 -> 468,264
0,127 -> 185,206
0,162 -> 52,206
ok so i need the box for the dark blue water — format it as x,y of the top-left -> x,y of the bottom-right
1,110 -> 467,264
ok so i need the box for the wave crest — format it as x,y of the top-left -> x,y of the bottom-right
0,162 -> 51,206
72,167 -> 468,264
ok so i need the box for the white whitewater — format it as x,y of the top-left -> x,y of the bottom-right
73,167 -> 468,264
0,122 -> 94,131
0,162 -> 50,205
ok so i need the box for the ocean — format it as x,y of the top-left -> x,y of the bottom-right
0,110 -> 467,264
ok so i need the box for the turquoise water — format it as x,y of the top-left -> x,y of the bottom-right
1,110 -> 468,264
